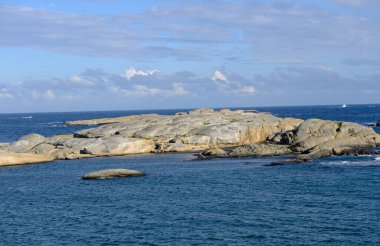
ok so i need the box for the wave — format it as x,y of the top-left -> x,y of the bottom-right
365,122 -> 379,127
47,122 -> 63,124
320,157 -> 380,166
21,116 -> 33,119
50,124 -> 67,128
35,121 -> 67,128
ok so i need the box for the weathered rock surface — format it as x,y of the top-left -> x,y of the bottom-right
66,114 -> 159,126
39,136 -> 155,160
229,144 -> 293,157
290,119 -> 379,161
1,108 -> 379,167
2,134 -> 46,153
215,118 -> 380,163
197,148 -> 228,159
0,150 -> 53,167
82,169 -> 146,180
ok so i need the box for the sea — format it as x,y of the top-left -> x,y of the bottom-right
0,104 -> 379,245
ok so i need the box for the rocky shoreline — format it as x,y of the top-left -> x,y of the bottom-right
1,108 -> 379,167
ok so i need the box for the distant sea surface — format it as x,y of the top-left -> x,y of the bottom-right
1,104 -> 380,245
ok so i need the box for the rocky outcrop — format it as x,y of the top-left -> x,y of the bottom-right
1,108 -> 379,167
291,119 -> 379,161
201,118 -> 380,163
82,169 -> 146,180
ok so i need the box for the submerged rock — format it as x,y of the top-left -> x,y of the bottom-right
82,169 -> 146,180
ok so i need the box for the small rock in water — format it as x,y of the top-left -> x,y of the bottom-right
197,148 -> 227,159
82,169 -> 146,180
376,121 -> 380,127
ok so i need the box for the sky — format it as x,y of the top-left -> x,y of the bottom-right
0,0 -> 379,113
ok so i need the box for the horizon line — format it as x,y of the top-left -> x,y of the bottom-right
1,103 -> 379,115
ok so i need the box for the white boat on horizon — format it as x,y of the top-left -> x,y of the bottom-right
342,104 -> 347,108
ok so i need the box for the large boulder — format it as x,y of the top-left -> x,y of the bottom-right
2,134 -> 45,153
294,119 -> 378,151
290,119 -> 379,160
82,169 -> 146,180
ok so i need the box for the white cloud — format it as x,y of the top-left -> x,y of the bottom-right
31,90 -> 56,100
2,66 -> 380,112
211,70 -> 256,94
43,90 -> 56,101
31,90 -> 39,99
234,86 -> 256,95
68,75 -> 95,87
212,70 -> 228,83
171,83 -> 188,96
111,82 -> 188,97
61,94 -> 82,101
0,89 -> 13,99
123,67 -> 160,80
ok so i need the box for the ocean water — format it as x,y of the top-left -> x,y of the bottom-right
1,104 -> 380,245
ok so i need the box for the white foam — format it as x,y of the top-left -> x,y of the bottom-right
321,157 -> 380,166
47,122 -> 63,126
22,116 -> 33,119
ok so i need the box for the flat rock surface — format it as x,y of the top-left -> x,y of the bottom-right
0,150 -> 54,167
82,169 -> 146,180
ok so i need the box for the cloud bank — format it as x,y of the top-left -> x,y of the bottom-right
1,65 -> 379,112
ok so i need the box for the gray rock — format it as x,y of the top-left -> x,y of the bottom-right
175,112 -> 188,116
197,148 -> 227,159
269,130 -> 295,145
2,134 -> 45,153
290,119 -> 379,159
3,108 -> 379,166
229,144 -> 293,157
189,108 -> 215,115
332,146 -> 375,156
219,109 -> 232,114
244,110 -> 259,114
82,169 -> 146,180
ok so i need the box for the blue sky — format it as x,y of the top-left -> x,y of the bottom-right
0,0 -> 379,113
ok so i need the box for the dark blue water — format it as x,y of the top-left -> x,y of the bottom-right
1,104 -> 380,245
